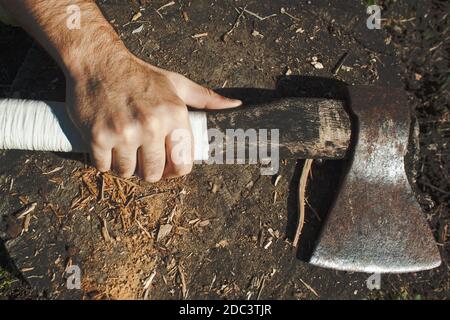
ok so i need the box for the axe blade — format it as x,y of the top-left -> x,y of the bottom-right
309,86 -> 441,273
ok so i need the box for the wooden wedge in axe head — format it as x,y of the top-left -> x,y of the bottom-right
0,85 -> 441,273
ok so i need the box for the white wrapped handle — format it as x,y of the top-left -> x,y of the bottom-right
0,99 -> 209,160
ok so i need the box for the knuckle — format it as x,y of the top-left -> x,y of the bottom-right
114,123 -> 132,137
91,126 -> 109,147
120,126 -> 136,144
110,115 -> 133,136
203,87 -> 216,97
172,107 -> 189,123
141,116 -> 160,132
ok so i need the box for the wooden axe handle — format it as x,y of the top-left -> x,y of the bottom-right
206,97 -> 351,159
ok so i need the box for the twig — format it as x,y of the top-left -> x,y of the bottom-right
122,20 -> 152,27
420,181 -> 450,196
239,7 -> 277,21
136,218 -> 153,240
136,191 -> 168,201
156,1 -> 175,18
294,159 -> 313,247
280,7 -> 300,21
305,198 -> 321,221
332,52 -> 349,75
222,6 -> 246,42
299,278 -> 319,298
256,276 -> 266,300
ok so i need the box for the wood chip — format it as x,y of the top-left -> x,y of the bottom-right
199,220 -> 210,227
294,159 -> 313,247
42,166 -> 64,175
191,32 -> 208,39
252,30 -> 264,38
132,25 -> 144,34
131,12 -> 142,22
189,218 -> 200,225
23,214 -> 31,233
178,265 -> 188,299
263,238 -> 273,249
16,202 -> 37,219
311,57 -> 324,69
215,239 -> 229,248
143,271 -> 157,300
182,11 -> 189,22
211,183 -> 220,193
157,224 -> 173,242
274,174 -> 282,186
101,218 -> 112,242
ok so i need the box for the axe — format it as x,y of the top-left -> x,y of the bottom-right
0,85 -> 441,273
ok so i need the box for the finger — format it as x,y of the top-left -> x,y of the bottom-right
138,140 -> 166,183
90,145 -> 112,172
175,76 -> 242,110
112,147 -> 138,178
163,127 -> 194,178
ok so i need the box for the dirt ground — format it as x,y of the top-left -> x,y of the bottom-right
0,0 -> 448,300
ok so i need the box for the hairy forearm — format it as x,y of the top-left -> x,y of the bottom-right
0,0 -> 241,181
0,0 -> 127,76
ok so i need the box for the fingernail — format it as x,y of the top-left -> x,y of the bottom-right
229,99 -> 243,107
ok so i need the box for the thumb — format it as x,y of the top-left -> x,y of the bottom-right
174,75 -> 242,110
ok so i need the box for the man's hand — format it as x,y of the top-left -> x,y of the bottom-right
67,52 -> 240,181
0,0 -> 241,181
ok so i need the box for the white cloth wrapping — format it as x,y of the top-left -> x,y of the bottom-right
0,99 -> 209,161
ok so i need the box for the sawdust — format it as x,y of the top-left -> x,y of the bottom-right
67,167 -> 194,299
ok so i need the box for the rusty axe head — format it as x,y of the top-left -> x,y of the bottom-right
309,86 -> 441,273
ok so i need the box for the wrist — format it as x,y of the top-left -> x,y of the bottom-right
61,31 -> 129,79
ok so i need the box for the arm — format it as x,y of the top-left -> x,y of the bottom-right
0,0 -> 241,181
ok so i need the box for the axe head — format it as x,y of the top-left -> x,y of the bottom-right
309,86 -> 441,273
